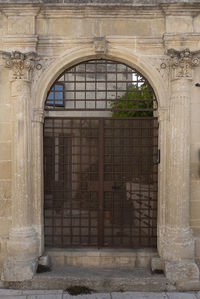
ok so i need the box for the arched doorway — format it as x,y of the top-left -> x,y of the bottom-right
43,59 -> 158,249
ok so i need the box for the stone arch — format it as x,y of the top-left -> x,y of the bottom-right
33,46 -> 168,112
32,45 -> 168,256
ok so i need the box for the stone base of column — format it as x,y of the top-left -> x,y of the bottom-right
162,227 -> 195,260
164,260 -> 200,290
1,227 -> 38,282
159,227 -> 200,289
2,259 -> 37,281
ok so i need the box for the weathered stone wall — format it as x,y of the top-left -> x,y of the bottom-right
0,0 -> 200,289
0,64 -> 11,274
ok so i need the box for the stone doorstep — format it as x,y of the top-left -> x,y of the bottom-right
1,265 -> 175,292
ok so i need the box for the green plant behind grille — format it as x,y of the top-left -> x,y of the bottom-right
111,82 -> 155,117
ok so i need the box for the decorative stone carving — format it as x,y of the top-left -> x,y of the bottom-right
93,36 -> 107,54
1,51 -> 38,80
167,48 -> 200,79
32,57 -> 55,87
148,57 -> 170,90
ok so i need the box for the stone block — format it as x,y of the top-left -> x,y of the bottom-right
190,144 -> 200,165
135,256 -> 150,268
0,180 -> 11,201
2,259 -> 37,281
111,292 -> 167,299
0,123 -> 11,142
151,256 -> 164,272
191,104 -> 200,126
196,291 -> 200,298
0,218 -> 11,237
63,293 -> 111,299
82,256 -> 100,267
0,105 -> 11,122
0,239 -> 8,274
0,142 -> 11,161
0,289 -> 22,295
115,256 -> 136,268
176,280 -> 200,291
99,257 -> 114,267
190,201 -> 200,221
194,238 -> 200,262
0,162 -> 11,180
194,15 -> 200,33
191,219 -> 200,228
86,251 -> 100,257
52,255 -> 65,266
28,295 -> 62,299
7,236 -> 39,262
0,200 -> 11,217
167,293 -> 198,299
164,260 -> 199,285
135,251 -> 155,269
22,290 -> 63,295
190,180 -> 200,202
38,254 -> 51,267
166,16 -> 193,33
191,123 -> 200,148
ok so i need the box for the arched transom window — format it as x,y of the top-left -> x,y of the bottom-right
45,59 -> 158,116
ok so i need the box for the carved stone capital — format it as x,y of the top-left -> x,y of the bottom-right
93,36 -> 107,55
1,51 -> 38,80
167,48 -> 200,80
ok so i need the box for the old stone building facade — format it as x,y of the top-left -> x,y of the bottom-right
0,0 -> 200,291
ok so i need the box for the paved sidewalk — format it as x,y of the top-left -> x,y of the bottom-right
0,290 -> 200,299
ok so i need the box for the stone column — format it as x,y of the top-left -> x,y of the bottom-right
163,49 -> 200,289
32,108 -> 45,256
1,51 -> 38,281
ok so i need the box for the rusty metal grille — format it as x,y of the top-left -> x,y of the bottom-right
44,59 -> 158,249
45,59 -> 157,113
44,117 -> 158,248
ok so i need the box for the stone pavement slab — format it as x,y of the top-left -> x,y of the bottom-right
0,289 -> 23,295
111,292 -> 168,298
0,290 -> 200,299
0,296 -> 26,299
23,290 -> 63,295
196,292 -> 200,298
63,293 -> 111,299
167,293 -> 198,299
27,295 -> 62,299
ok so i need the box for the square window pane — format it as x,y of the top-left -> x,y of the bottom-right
55,92 -> 63,100
55,84 -> 63,91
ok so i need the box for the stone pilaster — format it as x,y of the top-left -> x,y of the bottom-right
32,108 -> 45,256
163,49 -> 200,289
1,51 -> 38,281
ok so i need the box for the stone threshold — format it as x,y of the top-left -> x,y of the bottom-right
2,265 -> 176,292
46,248 -> 157,269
